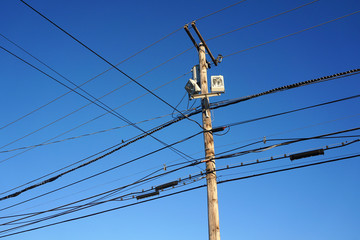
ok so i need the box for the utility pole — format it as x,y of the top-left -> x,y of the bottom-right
198,43 -> 221,240
184,22 -> 222,240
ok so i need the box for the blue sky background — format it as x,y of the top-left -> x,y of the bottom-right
0,0 -> 359,239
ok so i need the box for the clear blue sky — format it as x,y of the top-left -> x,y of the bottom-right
0,0 -> 359,239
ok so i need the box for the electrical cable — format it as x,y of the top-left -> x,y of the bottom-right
194,0 -> 247,21
209,69 -> 360,110
0,139 -> 356,225
0,110 -> 186,154
0,130 -> 203,207
4,89 -> 354,198
20,0 -> 203,129
1,0 -> 251,131
0,45 -> 195,167
0,71 -> 191,164
171,93 -> 187,119
223,9 -> 360,58
0,106 -> 195,197
1,69 -> 357,199
0,152 -> 357,238
220,95 -> 360,128
213,127 -> 360,159
206,0 -> 319,42
1,0 -> 332,153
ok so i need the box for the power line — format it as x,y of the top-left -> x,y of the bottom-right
20,0 -> 202,129
0,109 -> 191,197
223,9 -> 360,58
206,0 -> 319,42
0,158 -> 204,226
1,139 -> 357,227
209,69 -> 360,110
217,94 -> 360,127
0,71 -> 189,154
216,139 -> 360,167
0,0 -> 324,151
217,153 -> 360,184
0,153 -> 357,238
0,130 -> 203,207
0,45 -> 195,166
0,110 -> 189,154
0,70 -> 191,164
2,69 -> 357,200
194,0 -> 247,21
1,0 -> 249,131
5,89 -> 353,199
214,127 -> 360,159
0,30 -> 185,130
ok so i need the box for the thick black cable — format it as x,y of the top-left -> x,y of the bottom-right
3,80 -> 357,199
2,69 -> 357,198
222,95 -> 360,128
0,159 -> 201,227
209,69 -> 360,110
0,130 -> 203,208
0,153 -> 358,238
0,111 -> 188,197
217,154 -> 360,184
214,128 -> 360,160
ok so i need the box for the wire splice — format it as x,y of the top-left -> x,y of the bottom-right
290,149 -> 325,161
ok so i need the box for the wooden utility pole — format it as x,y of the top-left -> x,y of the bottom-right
198,43 -> 221,240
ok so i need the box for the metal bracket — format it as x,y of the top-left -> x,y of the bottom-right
190,92 -> 221,99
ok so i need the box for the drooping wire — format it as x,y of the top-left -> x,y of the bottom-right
1,0 -> 329,154
171,93 -> 187,119
1,68 -> 357,199
0,130 -> 203,206
1,0 -> 250,131
20,0 -> 203,129
0,71 -> 191,164
0,153 -> 358,239
0,45 -> 194,164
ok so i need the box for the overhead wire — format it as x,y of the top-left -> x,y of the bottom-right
194,0 -> 247,21
206,0 -> 320,42
19,0 -> 203,129
2,138 -> 358,227
0,45 -> 195,165
0,110 -> 189,154
1,0 -> 358,234
220,94 -> 360,128
1,0 -> 249,131
2,70 -> 358,197
223,9 -> 360,58
0,28 -> 183,131
213,127 -> 360,159
0,70 -> 191,164
0,130 -> 204,207
3,69 -> 358,199
1,0 -> 334,159
209,69 -> 360,110
0,152 -> 358,238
